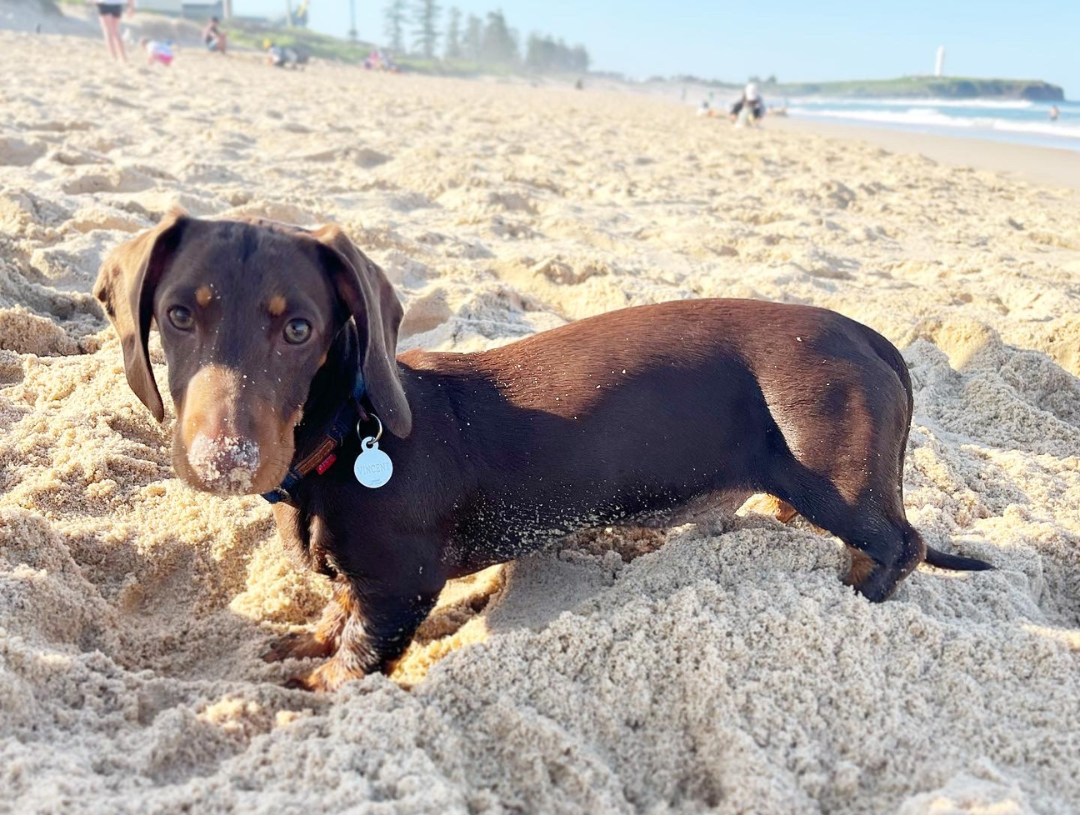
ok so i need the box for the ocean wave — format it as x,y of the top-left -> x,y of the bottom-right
793,97 -> 1045,110
787,106 -> 1080,140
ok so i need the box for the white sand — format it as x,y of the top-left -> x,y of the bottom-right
2,29 -> 1080,815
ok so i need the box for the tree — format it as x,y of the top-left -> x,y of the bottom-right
445,6 -> 462,60
570,44 -> 589,73
481,10 -> 518,64
463,14 -> 482,61
525,32 -> 590,74
413,0 -> 441,60
384,0 -> 407,53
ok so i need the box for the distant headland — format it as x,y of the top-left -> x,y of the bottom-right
659,74 -> 1066,101
774,77 -> 1065,101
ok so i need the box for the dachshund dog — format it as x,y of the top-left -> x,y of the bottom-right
94,212 -> 992,691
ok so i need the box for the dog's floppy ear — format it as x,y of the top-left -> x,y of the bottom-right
93,209 -> 189,423
312,224 -> 412,438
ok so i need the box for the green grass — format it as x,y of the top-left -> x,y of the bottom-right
226,25 -> 376,61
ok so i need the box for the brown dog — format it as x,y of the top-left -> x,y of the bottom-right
95,212 -> 992,691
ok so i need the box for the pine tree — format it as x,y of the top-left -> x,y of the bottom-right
413,0 -> 441,60
481,10 -> 518,65
525,33 -> 590,74
463,14 -> 482,62
384,0 -> 407,53
571,44 -> 590,73
445,6 -> 462,60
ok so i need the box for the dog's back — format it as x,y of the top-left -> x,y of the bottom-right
399,299 -> 913,572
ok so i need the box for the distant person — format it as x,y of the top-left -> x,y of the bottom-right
140,37 -> 174,67
203,17 -> 227,53
266,42 -> 308,69
88,0 -> 133,62
1049,105 -> 1060,121
730,82 -> 765,125
696,99 -> 713,117
364,49 -> 399,72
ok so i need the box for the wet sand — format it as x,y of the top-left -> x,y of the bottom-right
772,117 -> 1080,191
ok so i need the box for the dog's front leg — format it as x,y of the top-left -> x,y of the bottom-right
284,528 -> 447,692
263,578 -> 353,662
290,577 -> 440,692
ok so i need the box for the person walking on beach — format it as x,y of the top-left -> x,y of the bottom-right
88,0 -> 133,62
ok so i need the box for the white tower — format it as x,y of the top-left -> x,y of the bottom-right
935,46 -> 946,77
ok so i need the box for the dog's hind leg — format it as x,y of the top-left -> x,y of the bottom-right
763,460 -> 924,602
741,493 -> 800,524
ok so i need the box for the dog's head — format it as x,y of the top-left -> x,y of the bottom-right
94,211 -> 411,495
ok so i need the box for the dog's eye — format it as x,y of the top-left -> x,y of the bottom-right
283,319 -> 312,344
167,306 -> 194,330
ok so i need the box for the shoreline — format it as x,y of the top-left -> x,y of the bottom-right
769,116 -> 1080,191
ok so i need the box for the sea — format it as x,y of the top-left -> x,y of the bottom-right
782,98 -> 1080,152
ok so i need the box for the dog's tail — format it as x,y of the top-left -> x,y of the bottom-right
924,545 -> 994,572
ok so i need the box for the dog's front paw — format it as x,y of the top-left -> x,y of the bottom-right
262,631 -> 336,663
286,657 -> 367,692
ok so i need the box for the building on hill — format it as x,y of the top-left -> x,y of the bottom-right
135,0 -> 224,20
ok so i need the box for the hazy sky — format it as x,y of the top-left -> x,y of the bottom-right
240,0 -> 1076,97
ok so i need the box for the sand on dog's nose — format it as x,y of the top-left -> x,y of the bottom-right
187,434 -> 261,492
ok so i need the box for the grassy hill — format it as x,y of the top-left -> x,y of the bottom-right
656,74 -> 1064,101
771,76 -> 1065,101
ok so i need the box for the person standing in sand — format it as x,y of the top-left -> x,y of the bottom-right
730,82 -> 765,126
88,0 -> 134,62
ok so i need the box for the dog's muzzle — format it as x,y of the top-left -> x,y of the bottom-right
186,433 -> 262,493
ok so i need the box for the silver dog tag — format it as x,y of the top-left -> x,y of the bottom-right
353,437 -> 393,489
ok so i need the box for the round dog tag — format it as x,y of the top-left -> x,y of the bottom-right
353,437 -> 393,488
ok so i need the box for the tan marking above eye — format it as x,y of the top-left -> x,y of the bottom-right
268,295 -> 287,316
195,286 -> 213,307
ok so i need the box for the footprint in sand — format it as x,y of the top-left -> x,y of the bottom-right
0,306 -> 82,357
25,120 -> 93,134
399,288 -> 453,338
60,167 -> 156,195
29,231 -> 114,287
66,205 -> 147,234
529,255 -> 610,285
298,147 -> 392,169
0,349 -> 24,387
0,136 -> 48,167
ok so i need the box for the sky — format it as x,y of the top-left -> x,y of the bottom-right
239,1 -> 1077,98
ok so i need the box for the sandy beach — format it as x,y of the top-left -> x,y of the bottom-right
2,25 -> 1080,815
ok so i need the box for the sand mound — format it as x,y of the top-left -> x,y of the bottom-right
1,32 -> 1079,814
